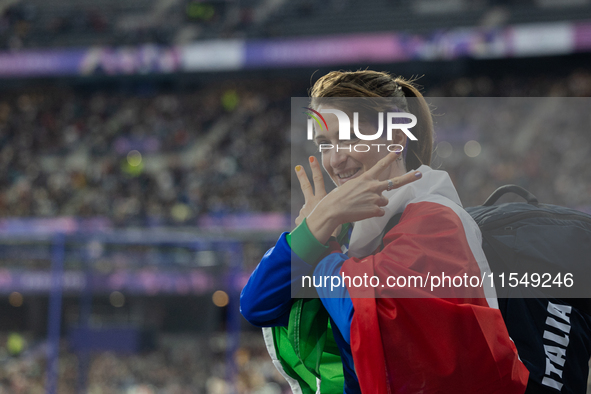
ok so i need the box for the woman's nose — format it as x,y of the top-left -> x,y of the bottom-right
330,147 -> 348,168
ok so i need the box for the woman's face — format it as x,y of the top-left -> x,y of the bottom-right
314,109 -> 406,187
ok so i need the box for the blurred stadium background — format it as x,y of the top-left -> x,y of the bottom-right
1,0 -> 591,392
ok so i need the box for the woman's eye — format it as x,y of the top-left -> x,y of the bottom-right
316,141 -> 331,154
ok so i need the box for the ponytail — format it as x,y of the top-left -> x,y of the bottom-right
394,77 -> 433,170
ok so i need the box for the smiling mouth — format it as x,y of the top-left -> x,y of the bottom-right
337,168 -> 361,180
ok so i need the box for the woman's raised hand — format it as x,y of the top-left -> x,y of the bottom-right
294,156 -> 327,227
305,152 -> 422,244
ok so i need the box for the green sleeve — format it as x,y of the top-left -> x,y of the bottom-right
286,218 -> 330,265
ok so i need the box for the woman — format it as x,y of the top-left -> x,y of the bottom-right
241,70 -> 529,393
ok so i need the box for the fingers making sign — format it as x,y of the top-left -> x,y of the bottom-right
295,151 -> 422,245
294,156 -> 327,227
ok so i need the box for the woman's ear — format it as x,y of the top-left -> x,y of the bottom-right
390,129 -> 407,148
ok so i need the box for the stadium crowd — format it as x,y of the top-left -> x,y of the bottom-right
0,80 -> 293,227
0,332 -> 290,394
1,70 -> 591,228
0,0 -> 256,50
429,69 -> 591,211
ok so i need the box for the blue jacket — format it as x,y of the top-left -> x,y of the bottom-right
240,224 -> 360,393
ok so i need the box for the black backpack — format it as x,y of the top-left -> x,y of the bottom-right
382,185 -> 591,393
465,185 -> 591,394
